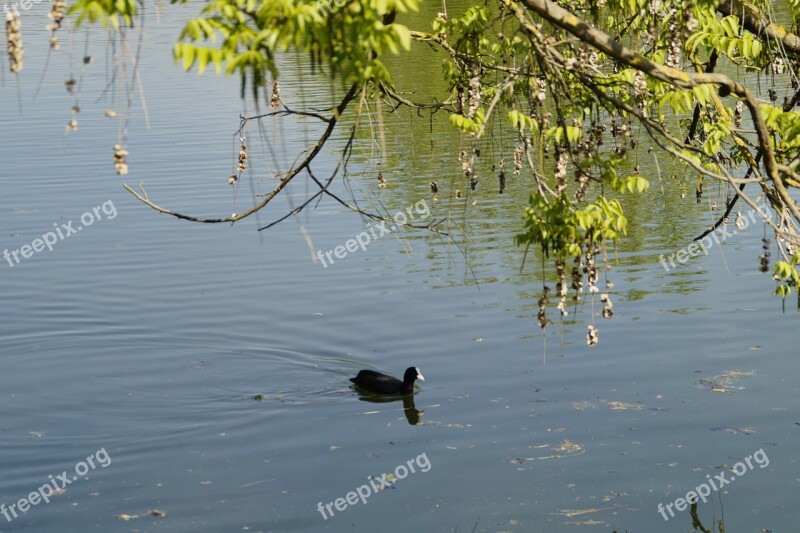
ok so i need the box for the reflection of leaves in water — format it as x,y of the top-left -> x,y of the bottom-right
607,401 -> 643,410
554,505 -> 621,526
573,401 -> 644,410
116,509 -> 166,521
601,491 -> 629,501
512,439 -> 586,464
366,474 -> 397,492
709,426 -> 757,435
696,370 -> 755,393
554,507 -> 607,517
690,499 -> 721,533
553,439 -> 584,454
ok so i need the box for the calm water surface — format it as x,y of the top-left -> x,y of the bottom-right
0,4 -> 798,532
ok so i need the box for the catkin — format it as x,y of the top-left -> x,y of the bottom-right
47,0 -> 68,50
6,11 -> 23,74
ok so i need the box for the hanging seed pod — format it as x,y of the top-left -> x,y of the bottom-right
237,141 -> 247,172
377,172 -> 387,189
455,189 -> 462,199
633,70 -> 647,97
430,181 -> 438,194
270,81 -> 280,110
513,146 -> 522,176
6,11 -> 23,74
735,211 -> 745,230
498,170 -> 506,194
113,144 -> 129,175
536,76 -> 546,102
734,101 -> 744,127
554,147 -> 568,179
83,55 -> 93,65
648,0 -> 661,15
556,260 -> 568,316
459,150 -> 469,173
105,109 -> 117,118
585,245 -> 599,294
571,255 -> 583,293
601,293 -> 614,319
768,89 -> 777,102
586,325 -> 599,347
665,8 -> 681,68
467,65 -> 481,118
65,78 -> 76,92
47,0 -> 67,30
228,174 -> 238,185
66,119 -> 78,133
786,240 -> 796,256
574,170 -> 589,202
436,22 -> 447,41
759,238 -> 771,272
759,254 -> 770,272
469,174 -> 478,191
555,147 -> 568,194
773,56 -> 784,76
537,287 -> 552,328
49,36 -> 60,51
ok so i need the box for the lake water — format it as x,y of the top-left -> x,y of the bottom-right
1,3 -> 797,532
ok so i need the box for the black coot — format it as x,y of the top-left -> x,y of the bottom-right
349,367 -> 424,395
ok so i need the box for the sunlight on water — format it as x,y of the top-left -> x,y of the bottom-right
0,3 -> 797,532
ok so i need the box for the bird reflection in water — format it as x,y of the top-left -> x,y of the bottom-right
354,391 -> 423,425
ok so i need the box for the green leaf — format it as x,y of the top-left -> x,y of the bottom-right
181,44 -> 196,71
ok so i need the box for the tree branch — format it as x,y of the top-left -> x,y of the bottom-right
511,0 -> 800,223
717,0 -> 800,57
123,83 -> 359,223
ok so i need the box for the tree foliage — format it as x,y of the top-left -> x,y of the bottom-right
57,0 -> 800,323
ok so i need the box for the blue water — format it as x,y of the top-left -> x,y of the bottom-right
1,4 -> 797,532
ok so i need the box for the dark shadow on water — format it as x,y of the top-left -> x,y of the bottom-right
355,390 -> 423,425
690,499 -> 724,533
